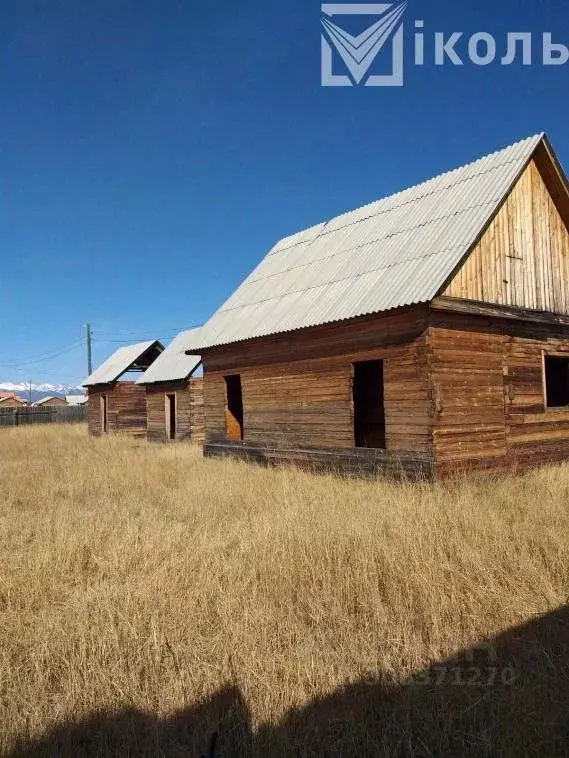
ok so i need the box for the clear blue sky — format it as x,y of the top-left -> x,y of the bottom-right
1,0 -> 568,386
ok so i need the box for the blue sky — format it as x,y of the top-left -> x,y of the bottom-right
1,0 -> 568,386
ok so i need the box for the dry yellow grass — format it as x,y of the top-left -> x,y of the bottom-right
1,424 -> 569,756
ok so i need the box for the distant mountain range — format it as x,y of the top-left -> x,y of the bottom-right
0,382 -> 85,404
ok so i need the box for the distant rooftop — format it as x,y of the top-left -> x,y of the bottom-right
83,340 -> 164,387
137,328 -> 201,385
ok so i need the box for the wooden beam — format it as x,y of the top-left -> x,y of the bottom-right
431,296 -> 569,328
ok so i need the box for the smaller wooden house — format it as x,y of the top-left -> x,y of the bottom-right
0,393 -> 25,408
34,396 -> 67,407
84,340 -> 164,437
136,329 -> 203,443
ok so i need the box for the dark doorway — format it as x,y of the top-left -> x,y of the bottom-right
353,360 -> 386,449
101,394 -> 108,434
225,375 -> 244,441
544,356 -> 569,408
166,394 -> 176,440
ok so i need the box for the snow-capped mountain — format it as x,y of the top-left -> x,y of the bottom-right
0,382 -> 85,404
0,382 -> 83,394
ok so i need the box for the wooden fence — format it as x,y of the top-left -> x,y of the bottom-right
0,405 -> 87,428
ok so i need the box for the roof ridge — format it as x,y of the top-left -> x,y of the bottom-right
270,134 -> 544,256
83,339 -> 163,387
135,328 -> 202,385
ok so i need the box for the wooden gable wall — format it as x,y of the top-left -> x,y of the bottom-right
443,158 -> 569,314
146,378 -> 204,443
87,383 -> 147,437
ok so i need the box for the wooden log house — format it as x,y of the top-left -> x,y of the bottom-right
34,396 -> 68,407
0,393 -> 25,408
84,340 -> 164,437
136,328 -> 204,443
185,134 -> 569,479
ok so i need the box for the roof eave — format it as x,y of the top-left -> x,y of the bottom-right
183,302 -> 431,353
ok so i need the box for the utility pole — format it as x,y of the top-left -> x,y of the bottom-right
86,323 -> 93,376
28,379 -> 32,406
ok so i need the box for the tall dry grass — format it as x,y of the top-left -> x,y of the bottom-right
1,424 -> 568,756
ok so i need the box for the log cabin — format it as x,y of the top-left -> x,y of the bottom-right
34,396 -> 68,407
84,340 -> 163,437
136,328 -> 204,443
0,393 -> 25,408
185,133 -> 569,479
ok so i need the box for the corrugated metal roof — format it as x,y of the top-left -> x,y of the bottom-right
189,134 -> 544,350
83,340 -> 162,387
136,329 -> 201,385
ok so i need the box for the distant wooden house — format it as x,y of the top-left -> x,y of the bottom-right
136,329 -> 203,443
34,396 -> 67,407
187,134 -> 569,479
84,341 -> 164,437
0,393 -> 25,408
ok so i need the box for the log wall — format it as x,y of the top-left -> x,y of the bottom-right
429,308 -> 569,477
503,326 -> 569,471
145,379 -> 204,443
202,303 -> 569,479
87,382 -> 147,438
428,319 -> 508,476
202,308 -> 432,462
189,378 -> 205,444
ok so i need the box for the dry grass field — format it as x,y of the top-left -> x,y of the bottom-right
1,424 -> 569,756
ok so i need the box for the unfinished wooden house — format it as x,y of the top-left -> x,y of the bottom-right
186,133 -> 569,479
84,340 -> 163,437
136,329 -> 204,443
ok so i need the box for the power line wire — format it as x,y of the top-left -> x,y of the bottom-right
0,340 -> 86,369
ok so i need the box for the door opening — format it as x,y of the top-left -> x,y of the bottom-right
353,360 -> 386,448
166,394 -> 176,440
544,356 -> 569,408
101,394 -> 108,434
225,375 -> 244,441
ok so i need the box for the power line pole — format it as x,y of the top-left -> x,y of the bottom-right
86,323 -> 93,376
28,379 -> 32,406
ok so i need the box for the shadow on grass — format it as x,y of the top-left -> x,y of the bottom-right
10,606 -> 569,757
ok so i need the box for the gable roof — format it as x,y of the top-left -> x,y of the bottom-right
188,133 -> 555,351
83,340 -> 164,387
34,396 -> 61,405
0,393 -> 23,404
136,328 -> 201,385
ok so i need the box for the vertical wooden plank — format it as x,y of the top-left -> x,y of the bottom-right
442,159 -> 569,317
